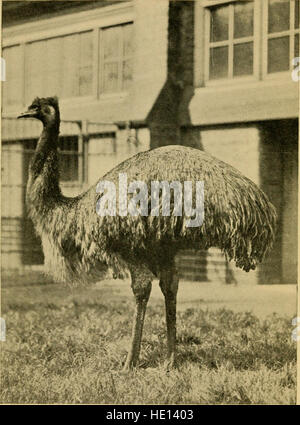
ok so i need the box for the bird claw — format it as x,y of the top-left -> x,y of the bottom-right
164,357 -> 176,372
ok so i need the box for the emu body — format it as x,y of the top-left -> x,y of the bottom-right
19,97 -> 277,370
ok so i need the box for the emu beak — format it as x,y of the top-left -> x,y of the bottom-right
17,108 -> 38,119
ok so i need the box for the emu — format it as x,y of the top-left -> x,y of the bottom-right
18,97 -> 276,370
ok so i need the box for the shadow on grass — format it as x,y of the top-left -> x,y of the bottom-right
136,307 -> 296,372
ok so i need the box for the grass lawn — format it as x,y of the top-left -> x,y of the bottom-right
0,274 -> 297,404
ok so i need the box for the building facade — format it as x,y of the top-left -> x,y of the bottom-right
1,0 -> 298,284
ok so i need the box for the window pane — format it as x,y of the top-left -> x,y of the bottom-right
45,37 -> 62,97
101,23 -> 133,93
268,36 -> 290,72
59,154 -> 79,181
59,138 -> 78,182
234,1 -> 254,38
103,26 -> 120,60
296,0 -> 299,29
26,32 -> 92,100
268,0 -> 290,33
295,33 -> 299,57
62,34 -> 79,98
103,62 -> 119,92
60,138 -> 78,151
79,66 -> 93,96
79,31 -> 93,96
209,46 -> 228,79
122,59 -> 132,89
210,5 -> 229,42
233,42 -> 253,76
123,24 -> 133,56
26,41 -> 47,102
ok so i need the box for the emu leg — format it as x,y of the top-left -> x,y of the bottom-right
123,266 -> 152,370
159,267 -> 179,370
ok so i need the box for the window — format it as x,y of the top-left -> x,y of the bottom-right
59,137 -> 80,182
205,1 -> 255,81
100,23 -> 133,93
25,31 -> 93,102
2,10 -> 134,108
201,0 -> 299,84
266,0 -> 299,74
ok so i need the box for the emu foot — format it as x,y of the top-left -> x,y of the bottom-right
122,354 -> 138,371
122,363 -> 134,372
164,355 -> 177,372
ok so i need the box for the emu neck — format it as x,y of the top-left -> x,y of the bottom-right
27,121 -> 62,218
31,123 -> 58,173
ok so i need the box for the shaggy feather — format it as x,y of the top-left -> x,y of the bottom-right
25,98 -> 277,284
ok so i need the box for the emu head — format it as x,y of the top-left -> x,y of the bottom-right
18,96 -> 60,127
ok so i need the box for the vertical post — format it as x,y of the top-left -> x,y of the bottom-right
99,28 -> 104,96
78,121 -> 84,184
82,120 -> 89,185
20,43 -> 26,106
93,27 -> 99,99
78,119 -> 89,185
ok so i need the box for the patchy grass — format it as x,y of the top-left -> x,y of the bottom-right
0,278 -> 296,405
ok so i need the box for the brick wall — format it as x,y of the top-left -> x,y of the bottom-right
1,217 -> 44,269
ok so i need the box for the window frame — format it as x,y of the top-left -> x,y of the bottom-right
22,30 -> 95,105
202,0 -> 260,86
21,136 -> 82,184
2,1 -> 134,110
99,22 -> 134,96
196,0 -> 299,87
58,135 -> 82,184
262,0 -> 300,80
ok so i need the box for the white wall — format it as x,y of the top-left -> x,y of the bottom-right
200,126 -> 260,185
200,126 -> 261,285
